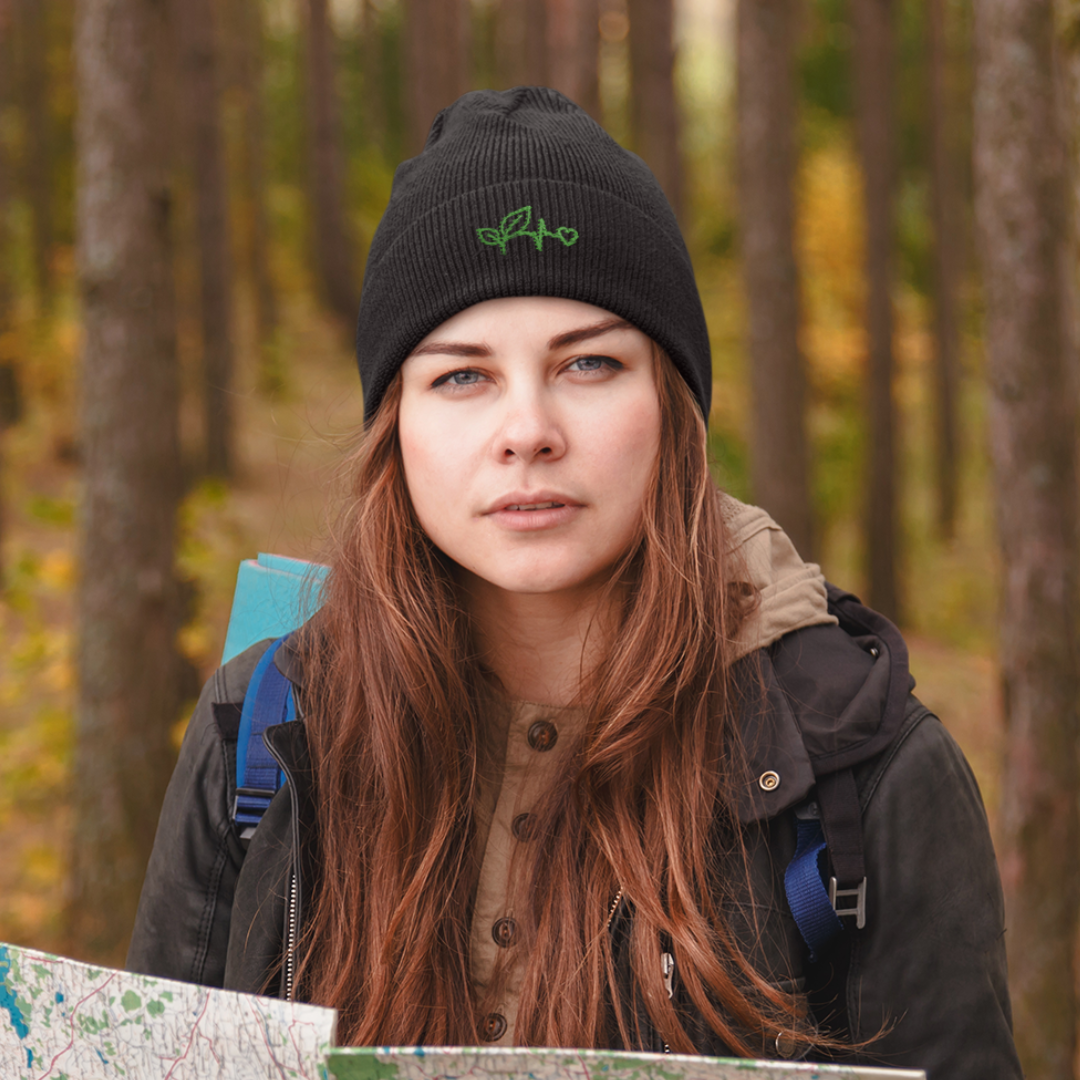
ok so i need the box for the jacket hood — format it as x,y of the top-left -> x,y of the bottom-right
721,496 -> 837,661
736,584 -> 915,823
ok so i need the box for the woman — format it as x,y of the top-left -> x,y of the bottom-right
128,88 -> 1020,1078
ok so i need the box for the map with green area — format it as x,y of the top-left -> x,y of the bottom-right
0,943 -> 925,1080
0,941 -> 337,1079
326,1047 -> 925,1080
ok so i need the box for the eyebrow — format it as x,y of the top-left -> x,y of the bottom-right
547,317 -> 633,350
409,317 -> 634,360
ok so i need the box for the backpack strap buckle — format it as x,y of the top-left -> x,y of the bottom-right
829,876 -> 867,929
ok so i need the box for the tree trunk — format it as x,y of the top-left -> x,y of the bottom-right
974,4 -> 1080,1078
361,0 -> 386,154
626,0 -> 683,222
72,0 -> 182,964
852,0 -> 899,622
176,0 -> 235,477
404,0 -> 470,154
304,0 -> 357,323
927,0 -> 960,540
0,0 -> 13,581
736,0 -> 813,560
546,0 -> 601,121
238,0 -> 280,386
495,0 -> 547,91
16,0 -> 56,313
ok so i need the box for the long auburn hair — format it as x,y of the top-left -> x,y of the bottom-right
294,351 -> 807,1052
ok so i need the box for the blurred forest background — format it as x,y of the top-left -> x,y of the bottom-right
1,0 -> 1080,1075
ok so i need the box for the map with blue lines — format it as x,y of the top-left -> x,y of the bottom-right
0,941 -> 337,1079
1,941 -> 924,1080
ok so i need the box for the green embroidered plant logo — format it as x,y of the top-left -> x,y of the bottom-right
476,206 -> 579,254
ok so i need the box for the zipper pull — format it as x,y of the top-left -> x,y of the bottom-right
661,952 -> 675,999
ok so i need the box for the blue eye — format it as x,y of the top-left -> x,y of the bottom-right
433,369 -> 485,388
567,355 -> 619,373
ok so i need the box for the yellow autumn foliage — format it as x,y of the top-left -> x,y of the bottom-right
797,132 -> 867,392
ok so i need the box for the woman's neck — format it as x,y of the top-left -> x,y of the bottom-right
461,576 -> 618,706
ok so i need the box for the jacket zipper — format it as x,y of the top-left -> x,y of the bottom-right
607,888 -> 672,1055
265,728 -> 303,1003
661,951 -> 674,1055
605,887 -> 625,929
286,869 -> 299,1001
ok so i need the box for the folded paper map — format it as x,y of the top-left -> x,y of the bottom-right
0,941 -> 925,1080
0,941 -> 337,1079
326,1047 -> 926,1080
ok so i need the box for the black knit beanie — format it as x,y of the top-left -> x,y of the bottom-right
355,86 -> 712,422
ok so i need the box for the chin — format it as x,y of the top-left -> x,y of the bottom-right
474,559 -> 618,597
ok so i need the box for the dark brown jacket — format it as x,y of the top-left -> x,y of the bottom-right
128,597 -> 1020,1079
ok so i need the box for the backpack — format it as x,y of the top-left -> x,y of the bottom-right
222,553 -> 327,836
226,556 -> 908,961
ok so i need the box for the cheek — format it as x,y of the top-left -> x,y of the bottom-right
595,396 -> 662,495
398,420 -> 451,533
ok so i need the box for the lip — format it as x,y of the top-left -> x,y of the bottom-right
483,490 -> 584,532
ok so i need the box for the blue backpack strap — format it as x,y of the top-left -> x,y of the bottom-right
233,634 -> 296,836
785,804 -> 844,963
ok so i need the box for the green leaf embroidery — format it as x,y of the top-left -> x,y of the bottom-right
500,206 -> 532,238
476,207 -> 579,254
476,227 -> 506,253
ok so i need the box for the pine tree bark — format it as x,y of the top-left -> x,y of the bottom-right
736,0 -> 813,559
495,0 -> 547,91
852,0 -> 899,622
0,0 -> 13,580
238,0 -> 279,379
404,0 -> 470,154
973,4 -> 1080,1077
361,0 -> 386,154
176,0 -> 235,477
626,0 -> 683,222
72,0 -> 182,963
546,0 -> 601,121
16,0 -> 56,312
304,0 -> 357,322
927,0 -> 960,540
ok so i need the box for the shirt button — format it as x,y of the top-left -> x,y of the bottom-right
481,1012 -> 507,1041
527,720 -> 558,751
512,812 -> 535,841
492,917 -> 517,948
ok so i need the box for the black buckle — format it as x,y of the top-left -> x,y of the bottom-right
829,876 -> 867,929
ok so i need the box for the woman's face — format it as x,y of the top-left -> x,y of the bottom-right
398,296 -> 662,600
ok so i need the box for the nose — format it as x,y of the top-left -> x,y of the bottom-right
496,388 -> 566,463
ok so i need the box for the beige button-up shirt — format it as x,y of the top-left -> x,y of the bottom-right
470,697 -> 584,1045
467,496 -> 835,1044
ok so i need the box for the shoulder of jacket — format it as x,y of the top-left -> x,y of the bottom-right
210,637 -> 280,706
855,699 -> 956,811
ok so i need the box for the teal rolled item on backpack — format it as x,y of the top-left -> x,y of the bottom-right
221,553 -> 329,663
